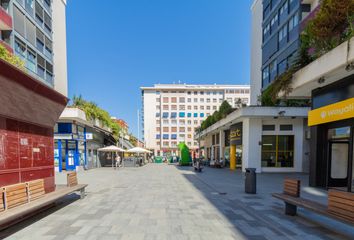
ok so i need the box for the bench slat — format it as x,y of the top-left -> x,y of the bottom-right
283,179 -> 300,197
27,179 -> 45,202
4,183 -> 28,209
0,189 -> 4,212
329,190 -> 354,201
328,190 -> 354,221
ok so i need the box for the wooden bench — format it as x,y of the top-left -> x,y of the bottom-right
27,179 -> 45,202
272,179 -> 354,226
3,183 -> 28,210
67,172 -> 78,187
0,189 -> 4,212
67,172 -> 86,199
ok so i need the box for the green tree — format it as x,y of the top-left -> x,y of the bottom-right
219,100 -> 233,118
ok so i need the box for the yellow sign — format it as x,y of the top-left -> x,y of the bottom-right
308,98 -> 354,126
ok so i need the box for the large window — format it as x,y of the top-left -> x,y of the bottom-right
262,135 -> 294,168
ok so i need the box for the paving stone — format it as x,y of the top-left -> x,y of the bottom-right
2,165 -> 353,240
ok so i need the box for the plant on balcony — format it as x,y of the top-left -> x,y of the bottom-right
199,101 -> 235,131
303,0 -> 354,59
71,95 -> 121,138
261,0 -> 354,106
0,44 -> 25,70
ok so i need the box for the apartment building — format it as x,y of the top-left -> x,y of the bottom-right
0,0 -> 68,96
0,0 -> 68,192
141,84 -> 251,156
261,0 -> 317,89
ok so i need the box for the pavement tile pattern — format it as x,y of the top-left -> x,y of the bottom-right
1,164 -> 353,240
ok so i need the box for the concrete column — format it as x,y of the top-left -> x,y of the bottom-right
230,144 -> 236,170
243,118 -> 262,173
219,130 -> 224,162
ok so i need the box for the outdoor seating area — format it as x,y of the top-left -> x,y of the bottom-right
272,179 -> 354,226
0,173 -> 87,231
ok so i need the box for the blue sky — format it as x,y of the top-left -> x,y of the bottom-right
67,0 -> 252,137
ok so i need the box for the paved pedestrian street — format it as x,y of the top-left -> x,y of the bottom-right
1,164 -> 353,240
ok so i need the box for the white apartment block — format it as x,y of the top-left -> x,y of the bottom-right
141,84 -> 251,156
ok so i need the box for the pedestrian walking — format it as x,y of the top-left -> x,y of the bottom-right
115,154 -> 121,170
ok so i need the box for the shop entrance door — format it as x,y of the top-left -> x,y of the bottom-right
328,141 -> 349,188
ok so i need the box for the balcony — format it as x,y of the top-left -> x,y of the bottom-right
288,38 -> 354,98
0,6 -> 12,30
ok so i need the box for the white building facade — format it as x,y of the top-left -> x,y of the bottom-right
141,84 -> 251,156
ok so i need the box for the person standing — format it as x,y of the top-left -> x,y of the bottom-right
115,154 -> 121,170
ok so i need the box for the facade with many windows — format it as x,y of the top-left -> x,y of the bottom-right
141,84 -> 250,156
261,0 -> 317,89
0,0 -> 68,96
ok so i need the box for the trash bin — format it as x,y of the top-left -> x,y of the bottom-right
245,168 -> 257,194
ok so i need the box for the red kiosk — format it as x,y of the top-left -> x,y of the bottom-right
0,59 -> 67,193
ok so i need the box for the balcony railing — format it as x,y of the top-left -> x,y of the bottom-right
0,6 -> 12,30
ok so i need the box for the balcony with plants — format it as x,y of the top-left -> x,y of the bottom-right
261,0 -> 354,106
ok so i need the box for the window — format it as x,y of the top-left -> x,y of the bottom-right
156,113 -> 160,117
180,127 -> 185,132
206,99 -> 211,103
206,106 -> 210,110
187,106 -> 191,110
200,113 -> 205,118
288,14 -> 299,31
15,37 -> 26,60
163,97 -> 169,103
26,48 -> 36,73
193,113 -> 198,118
213,106 -> 217,110
35,1 -> 44,25
179,97 -> 185,103
280,125 -> 293,131
179,120 -> 185,125
25,0 -> 34,15
270,14 -> 278,30
26,18 -> 36,46
171,120 -> 177,125
194,98 -> 198,103
200,98 -> 204,103
280,2 -> 288,16
263,23 -> 270,40
187,120 -> 192,124
213,99 -> 217,103
163,119 -> 169,125
194,120 -> 198,125
263,125 -> 275,131
171,105 -> 177,110
194,106 -> 198,110
187,113 -> 192,117
270,60 -> 277,78
171,112 -> 177,118
278,24 -> 288,43
171,97 -> 177,103
179,112 -> 185,118
171,127 -> 177,132
156,127 -> 160,132
36,28 -> 44,52
278,59 -> 287,74
163,105 -> 169,110
44,11 -> 52,34
156,134 -> 161,139
261,135 -> 294,167
187,98 -> 191,103
179,105 -> 185,110
171,134 -> 177,140
14,6 -> 25,37
162,112 -> 169,118
262,67 -> 269,87
156,120 -> 160,124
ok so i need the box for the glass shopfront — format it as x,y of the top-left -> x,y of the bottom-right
261,135 -> 294,167
309,74 -> 354,192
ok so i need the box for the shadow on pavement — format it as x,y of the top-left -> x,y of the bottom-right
0,193 -> 80,240
175,165 -> 353,240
